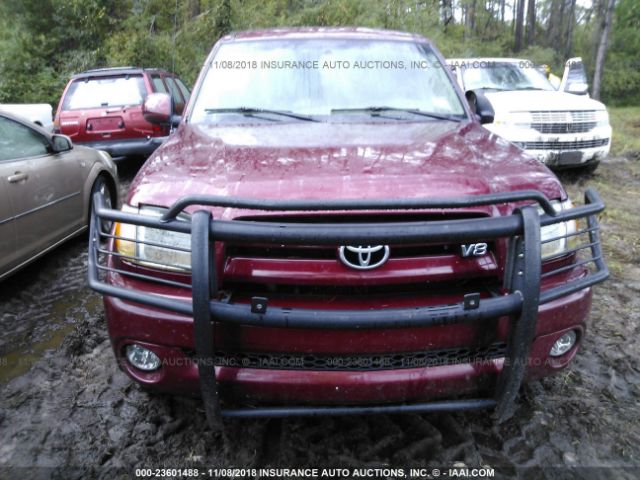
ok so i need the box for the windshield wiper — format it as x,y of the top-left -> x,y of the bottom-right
474,86 -> 510,91
514,87 -> 549,91
204,107 -> 318,122
331,107 -> 462,122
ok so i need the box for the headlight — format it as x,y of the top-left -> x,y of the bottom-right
114,205 -> 191,272
539,199 -> 577,260
494,111 -> 532,128
595,109 -> 609,127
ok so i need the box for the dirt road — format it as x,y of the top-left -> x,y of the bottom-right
0,158 -> 638,479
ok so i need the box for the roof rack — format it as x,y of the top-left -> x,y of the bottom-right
76,67 -> 168,77
82,66 -> 140,73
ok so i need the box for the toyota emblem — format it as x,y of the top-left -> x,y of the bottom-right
338,245 -> 390,270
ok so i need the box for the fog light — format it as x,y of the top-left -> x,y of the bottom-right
125,344 -> 161,371
550,331 -> 577,357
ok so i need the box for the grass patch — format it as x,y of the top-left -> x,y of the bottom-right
608,106 -> 640,158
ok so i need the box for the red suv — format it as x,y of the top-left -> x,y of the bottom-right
54,67 -> 190,160
88,29 -> 607,427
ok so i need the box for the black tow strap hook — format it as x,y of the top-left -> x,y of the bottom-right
463,293 -> 481,310
251,297 -> 269,314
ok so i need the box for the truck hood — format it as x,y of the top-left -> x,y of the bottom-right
128,120 -> 565,218
484,89 -> 606,113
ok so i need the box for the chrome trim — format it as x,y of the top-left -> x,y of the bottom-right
7,191 -> 82,223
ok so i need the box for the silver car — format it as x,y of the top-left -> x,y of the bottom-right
0,110 -> 118,280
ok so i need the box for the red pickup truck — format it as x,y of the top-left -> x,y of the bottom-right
88,28 -> 608,427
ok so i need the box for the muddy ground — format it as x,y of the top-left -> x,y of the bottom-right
0,157 -> 638,479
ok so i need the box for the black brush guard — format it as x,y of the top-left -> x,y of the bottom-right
88,189 -> 608,427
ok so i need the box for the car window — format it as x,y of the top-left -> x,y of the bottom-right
151,75 -> 168,93
174,78 -> 191,102
0,116 -> 49,161
165,77 -> 185,104
62,75 -> 147,110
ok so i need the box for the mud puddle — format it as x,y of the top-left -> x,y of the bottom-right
0,237 -> 102,383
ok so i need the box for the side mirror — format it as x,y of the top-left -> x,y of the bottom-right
466,90 -> 494,124
143,93 -> 173,125
50,134 -> 73,153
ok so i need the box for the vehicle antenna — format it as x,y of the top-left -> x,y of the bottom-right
172,0 -> 178,73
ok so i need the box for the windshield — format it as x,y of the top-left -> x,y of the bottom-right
190,39 -> 466,122
460,62 -> 554,91
62,75 -> 147,110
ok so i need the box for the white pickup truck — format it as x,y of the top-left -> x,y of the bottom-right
0,104 -> 53,133
447,58 -> 611,172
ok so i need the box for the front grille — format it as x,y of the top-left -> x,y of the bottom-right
518,138 -> 609,151
235,212 -> 486,223
226,243 -> 465,260
224,278 -> 499,299
227,213 -> 491,261
529,110 -> 598,135
530,110 -> 596,123
531,122 -> 596,134
207,342 -> 507,371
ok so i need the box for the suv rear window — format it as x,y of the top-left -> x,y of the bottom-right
62,75 -> 147,110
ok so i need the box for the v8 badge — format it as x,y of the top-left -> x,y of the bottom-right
460,243 -> 488,257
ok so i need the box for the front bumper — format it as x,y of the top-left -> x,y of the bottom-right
522,144 -> 609,169
76,136 -> 167,160
486,124 -> 612,168
104,285 -> 590,404
88,189 -> 608,425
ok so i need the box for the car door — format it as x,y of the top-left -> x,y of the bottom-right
0,161 -> 17,276
0,115 -> 83,267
